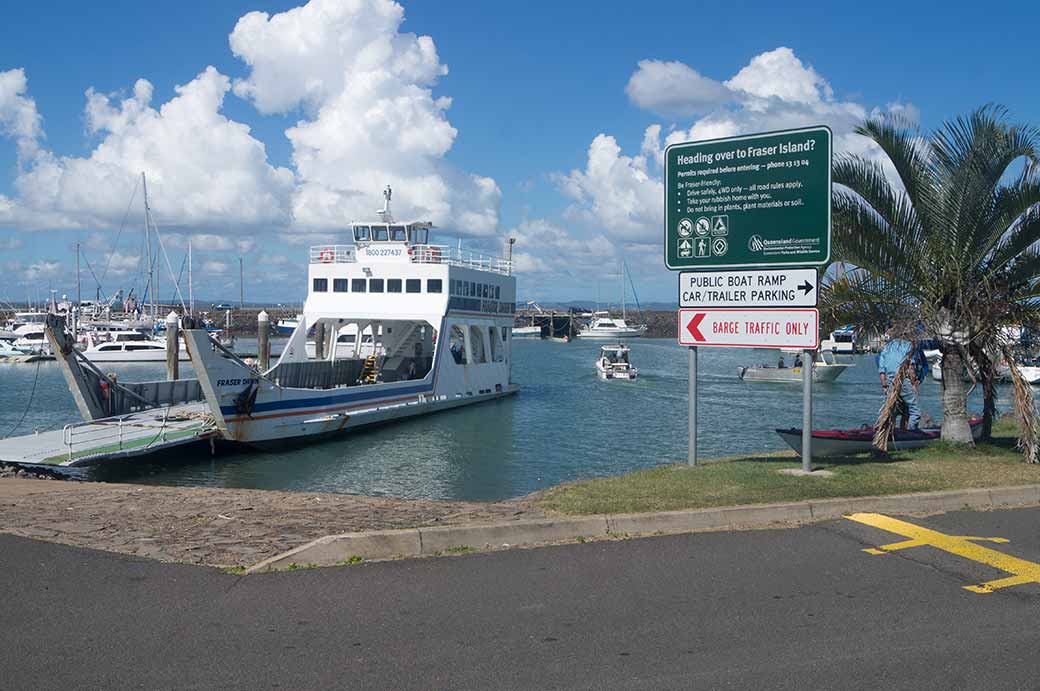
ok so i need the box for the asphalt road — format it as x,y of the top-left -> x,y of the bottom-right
4,507 -> 1040,689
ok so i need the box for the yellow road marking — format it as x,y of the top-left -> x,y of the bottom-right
845,512 -> 1040,594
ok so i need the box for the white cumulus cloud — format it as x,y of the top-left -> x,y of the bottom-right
229,0 -> 500,235
625,60 -> 732,117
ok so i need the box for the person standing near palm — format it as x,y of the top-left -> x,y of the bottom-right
877,336 -> 925,431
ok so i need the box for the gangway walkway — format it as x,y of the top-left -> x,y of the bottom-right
0,403 -> 217,468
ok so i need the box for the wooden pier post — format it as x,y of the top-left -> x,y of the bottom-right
315,321 -> 326,360
165,311 -> 179,381
257,310 -> 270,371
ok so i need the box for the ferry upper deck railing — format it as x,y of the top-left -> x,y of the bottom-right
309,243 -> 512,275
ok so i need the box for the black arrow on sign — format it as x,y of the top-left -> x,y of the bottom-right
798,280 -> 814,295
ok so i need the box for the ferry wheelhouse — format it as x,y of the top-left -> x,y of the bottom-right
180,189 -> 518,444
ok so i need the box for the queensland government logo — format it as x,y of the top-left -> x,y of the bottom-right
748,234 -> 765,252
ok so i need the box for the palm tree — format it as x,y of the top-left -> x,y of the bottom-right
824,106 -> 1040,452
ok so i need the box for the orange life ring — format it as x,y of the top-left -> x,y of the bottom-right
319,247 -> 334,263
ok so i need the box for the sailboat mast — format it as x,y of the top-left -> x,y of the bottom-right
75,243 -> 81,336
188,240 -> 193,316
142,172 -> 154,321
620,262 -> 626,320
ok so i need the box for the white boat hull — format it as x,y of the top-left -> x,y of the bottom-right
739,363 -> 851,383
580,328 -> 646,339
512,326 -> 541,337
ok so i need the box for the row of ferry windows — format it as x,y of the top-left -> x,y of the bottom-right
353,224 -> 429,244
312,278 -> 443,294
450,280 -> 501,300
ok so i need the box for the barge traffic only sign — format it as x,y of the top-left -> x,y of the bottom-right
665,126 -> 831,270
679,268 -> 818,308
678,308 -> 819,349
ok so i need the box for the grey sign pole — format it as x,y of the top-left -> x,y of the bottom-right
801,349 -> 813,472
689,346 -> 698,466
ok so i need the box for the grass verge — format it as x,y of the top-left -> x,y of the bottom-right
540,418 -> 1040,516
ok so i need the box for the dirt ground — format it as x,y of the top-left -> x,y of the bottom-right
0,477 -> 543,568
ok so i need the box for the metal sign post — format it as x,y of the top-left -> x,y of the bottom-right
689,346 -> 697,466
802,348 -> 813,472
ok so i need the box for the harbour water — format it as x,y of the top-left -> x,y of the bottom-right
0,339 -> 991,501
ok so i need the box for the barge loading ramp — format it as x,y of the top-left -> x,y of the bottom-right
0,403 -> 217,468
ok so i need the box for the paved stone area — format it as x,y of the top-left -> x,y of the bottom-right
0,477 -> 542,567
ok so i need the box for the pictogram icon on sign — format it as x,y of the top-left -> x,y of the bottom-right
695,217 -> 710,236
686,313 -> 706,342
711,215 -> 729,236
711,237 -> 728,256
678,238 -> 692,258
694,237 -> 710,258
678,218 -> 694,237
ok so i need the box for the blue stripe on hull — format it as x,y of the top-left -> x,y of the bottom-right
220,382 -> 434,416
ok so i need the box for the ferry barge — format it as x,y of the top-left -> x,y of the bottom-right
1,189 -> 518,466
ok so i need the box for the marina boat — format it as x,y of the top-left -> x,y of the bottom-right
738,350 -> 852,383
275,315 -> 302,336
595,343 -> 637,380
0,338 -> 51,363
11,326 -> 51,356
776,418 -> 983,456
176,187 -> 516,445
579,311 -> 647,339
826,326 -> 859,354
80,330 -> 188,362
512,325 -> 542,337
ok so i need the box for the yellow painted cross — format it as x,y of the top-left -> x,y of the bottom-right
845,512 -> 1040,594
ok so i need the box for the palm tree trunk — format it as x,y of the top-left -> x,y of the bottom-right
940,344 -> 974,444
969,342 -> 995,441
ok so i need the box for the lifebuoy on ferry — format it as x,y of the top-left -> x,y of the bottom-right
319,247 -> 334,263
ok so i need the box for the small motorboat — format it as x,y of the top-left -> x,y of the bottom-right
776,418 -> 983,457
596,343 -> 637,380
739,349 -> 852,384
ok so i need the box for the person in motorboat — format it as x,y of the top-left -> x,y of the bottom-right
777,355 -> 786,368
877,336 -> 927,431
793,354 -> 802,368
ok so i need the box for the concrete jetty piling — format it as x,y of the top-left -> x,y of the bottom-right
165,311 -> 179,381
257,310 -> 270,371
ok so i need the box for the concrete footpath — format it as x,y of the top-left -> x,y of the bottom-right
249,484 -> 1040,572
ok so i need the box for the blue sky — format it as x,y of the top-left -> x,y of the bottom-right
1,0 -> 1038,306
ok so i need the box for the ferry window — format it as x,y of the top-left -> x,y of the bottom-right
313,278 -> 328,292
454,279 -> 462,295
390,225 -> 407,241
353,225 -> 370,242
462,282 -> 469,296
502,327 -> 509,341
470,282 -> 477,297
351,278 -> 367,293
372,225 -> 389,241
387,279 -> 402,293
449,325 -> 466,364
333,278 -> 348,292
495,285 -> 500,300
411,226 -> 429,244
468,325 -> 486,363
482,284 -> 489,298
406,279 -> 421,293
370,278 -> 385,293
427,279 -> 443,293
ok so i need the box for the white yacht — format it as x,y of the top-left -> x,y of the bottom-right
174,187 -> 518,445
512,325 -> 541,337
579,311 -> 647,339
81,330 -> 188,363
596,343 -> 638,380
11,326 -> 51,355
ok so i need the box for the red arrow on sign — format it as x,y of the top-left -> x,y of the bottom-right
686,313 -> 706,342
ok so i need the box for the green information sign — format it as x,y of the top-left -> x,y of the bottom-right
664,126 -> 831,270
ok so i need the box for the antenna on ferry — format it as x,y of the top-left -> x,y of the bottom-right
378,185 -> 393,223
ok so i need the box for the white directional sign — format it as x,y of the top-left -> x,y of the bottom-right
679,268 -> 818,308
678,308 -> 819,349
